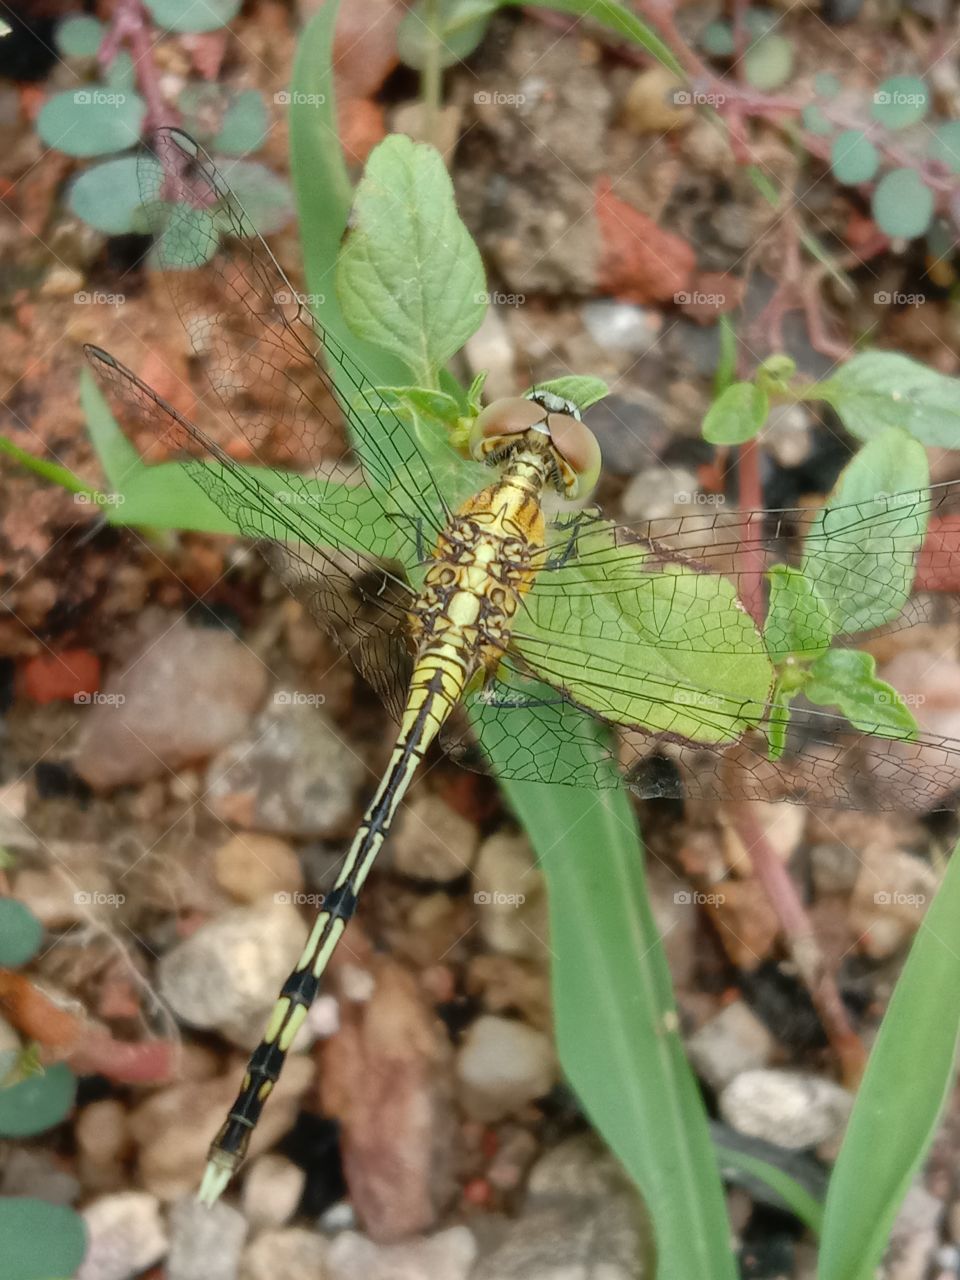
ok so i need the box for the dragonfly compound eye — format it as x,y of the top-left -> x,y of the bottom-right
469,397 -> 547,463
548,413 -> 602,500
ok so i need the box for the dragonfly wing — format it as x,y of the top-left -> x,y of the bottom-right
86,347 -> 415,722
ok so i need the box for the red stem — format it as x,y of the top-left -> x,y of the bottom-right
99,0 -> 177,133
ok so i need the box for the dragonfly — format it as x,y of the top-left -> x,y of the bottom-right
85,129 -> 960,1203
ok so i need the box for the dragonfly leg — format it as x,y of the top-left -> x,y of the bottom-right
545,511 -> 592,569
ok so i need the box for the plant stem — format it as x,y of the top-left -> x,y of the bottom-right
99,0 -> 177,133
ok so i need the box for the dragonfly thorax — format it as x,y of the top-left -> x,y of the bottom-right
469,395 -> 601,500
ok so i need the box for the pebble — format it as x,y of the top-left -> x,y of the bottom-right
761,402 -> 815,468
157,899 -> 309,1047
620,465 -> 699,522
320,960 -> 458,1240
885,1184 -> 944,1280
0,1146 -> 81,1204
76,1191 -> 168,1280
326,1227 -> 477,1280
581,299 -> 661,353
464,305 -> 515,403
167,1197 -> 247,1280
240,1153 -> 306,1229
131,1056 -> 315,1200
240,1227 -> 330,1280
205,695 -> 366,837
456,1014 -> 556,1122
472,832 -> 548,960
622,65 -> 688,134
214,832 -> 305,904
74,617 -> 268,789
686,1001 -> 777,1092
809,840 -> 862,896
719,1070 -> 853,1149
388,792 -> 479,883
849,844 -> 939,960
75,1099 -> 130,1192
473,1135 -> 652,1278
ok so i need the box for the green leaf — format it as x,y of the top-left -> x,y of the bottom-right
715,1145 -> 824,1236
799,428 -> 929,635
144,0 -> 241,33
105,51 -> 136,95
67,156 -> 143,235
805,648 -> 919,738
0,1062 -> 76,1136
816,351 -> 960,447
871,168 -> 934,239
699,20 -> 734,57
522,0 -> 682,75
819,832 -> 960,1280
0,900 -> 43,968
764,564 -> 834,662
55,14 -> 103,56
743,34 -> 794,91
0,435 -> 92,497
702,380 -> 768,445
871,75 -> 930,129
151,204 -> 220,270
214,89 -> 269,154
929,121 -> 960,175
337,135 -> 486,386
219,159 -> 294,235
498,757 -> 737,1279
398,0 -> 499,71
766,680 -> 792,761
529,375 -> 609,411
803,104 -> 834,136
37,88 -> 146,158
0,1199 -> 87,1280
830,129 -> 879,185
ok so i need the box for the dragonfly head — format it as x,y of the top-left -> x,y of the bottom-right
468,392 -> 601,500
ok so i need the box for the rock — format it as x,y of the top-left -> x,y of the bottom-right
389,793 -> 479,883
809,841 -> 862,896
472,832 -> 548,960
0,1146 -> 81,1204
326,1227 -> 477,1280
75,616 -> 268,789
240,1153 -> 306,1229
456,1015 -> 556,1122
157,900 -> 309,1047
761,402 -> 815,468
474,1135 -> 652,1278
320,960 -> 458,1241
849,844 -> 939,960
75,1099 -> 131,1193
620,465 -> 700,522
575,390 -> 672,477
240,1227 -> 331,1280
719,1070 -> 853,1150
205,694 -> 365,837
214,833 -> 304,904
463,305 -> 516,403
622,66 -> 688,134
466,954 -> 551,1032
167,1197 -> 247,1280
131,1056 -> 314,1199
884,1184 -> 943,1280
76,1191 -> 168,1280
686,1001 -> 777,1092
581,300 -> 661,354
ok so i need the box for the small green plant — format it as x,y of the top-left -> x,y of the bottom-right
39,0 -> 291,243
0,899 -> 86,1280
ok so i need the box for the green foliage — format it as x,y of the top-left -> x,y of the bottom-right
930,121 -> 960,174
703,380 -> 769,444
0,1062 -> 77,1137
817,351 -> 960,447
0,1199 -> 87,1280
532,375 -> 610,409
398,0 -> 499,70
144,0 -> 241,34
830,129 -> 879,185
55,14 -> 104,57
37,89 -> 146,158
871,166 -> 934,239
871,74 -> 930,129
0,900 -> 42,967
67,156 -> 142,235
743,34 -> 794,91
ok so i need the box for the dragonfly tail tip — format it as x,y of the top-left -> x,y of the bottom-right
198,1159 -> 234,1207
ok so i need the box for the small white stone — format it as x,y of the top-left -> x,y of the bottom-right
77,1191 -> 168,1280
719,1070 -> 853,1149
241,1154 -> 306,1230
456,1015 -> 556,1122
326,1227 -> 476,1280
686,1001 -> 776,1091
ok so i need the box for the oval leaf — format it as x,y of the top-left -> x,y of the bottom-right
0,1062 -> 76,1137
144,0 -> 241,33
703,380 -> 768,445
743,35 -> 794,91
764,564 -> 835,662
816,350 -> 960,447
871,75 -> 930,129
214,89 -> 269,155
220,160 -> 294,235
804,648 -> 919,738
67,156 -> 143,235
830,129 -> 879,185
337,135 -> 486,385
0,1199 -> 87,1280
55,14 -> 104,57
0,900 -> 43,968
37,89 -> 146,158
871,167 -> 934,240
